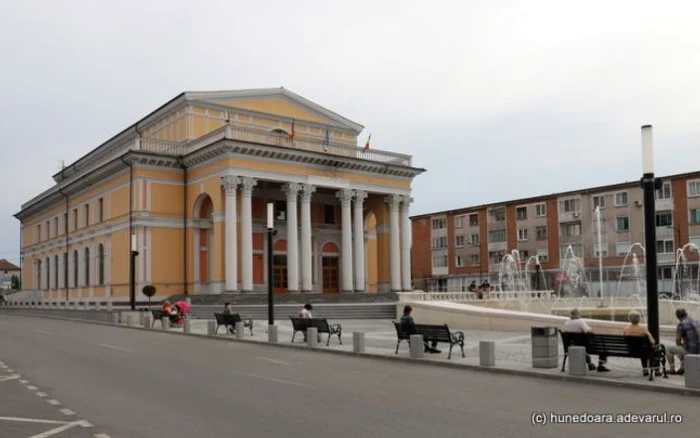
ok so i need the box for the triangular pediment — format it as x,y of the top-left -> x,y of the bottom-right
185,88 -> 363,133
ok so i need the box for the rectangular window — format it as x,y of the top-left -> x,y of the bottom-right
54,217 -> 58,237
593,195 -> 606,209
454,216 -> 464,228
432,236 -> 447,249
455,235 -> 465,248
616,242 -> 631,256
46,220 -> 50,239
536,226 -> 548,240
656,239 -> 674,254
537,249 -> 549,262
85,204 -> 90,227
274,200 -> 287,221
560,198 -> 580,213
432,255 -> 448,268
489,250 -> 505,263
562,223 -> 581,236
491,209 -> 505,222
97,198 -> 104,222
594,243 -> 609,257
37,224 -> 41,242
616,217 -> 630,231
614,192 -> 629,206
488,229 -> 506,243
63,212 -> 67,234
561,244 -> 583,258
688,181 -> 700,197
516,207 -> 527,220
519,250 -> 529,260
469,214 -> 479,227
691,209 -> 700,225
469,234 -> 480,246
655,182 -> 671,200
517,229 -> 528,241
324,205 -> 335,225
455,256 -> 464,268
431,218 -> 446,229
535,204 -> 547,217
469,254 -> 480,265
73,209 -> 78,230
655,212 -> 673,228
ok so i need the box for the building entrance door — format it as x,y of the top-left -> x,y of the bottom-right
273,254 -> 288,293
322,256 -> 339,294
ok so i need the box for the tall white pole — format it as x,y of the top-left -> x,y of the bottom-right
595,206 -> 604,304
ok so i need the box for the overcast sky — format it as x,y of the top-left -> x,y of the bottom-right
1,0 -> 699,266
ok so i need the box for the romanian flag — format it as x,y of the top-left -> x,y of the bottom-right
364,133 -> 371,150
289,120 -> 296,141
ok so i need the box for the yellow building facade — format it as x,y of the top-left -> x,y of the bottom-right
15,88 -> 424,302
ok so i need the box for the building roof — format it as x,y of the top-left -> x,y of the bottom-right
0,259 -> 20,271
410,169 -> 700,220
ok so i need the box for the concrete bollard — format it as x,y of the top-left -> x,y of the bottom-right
141,313 -> 151,329
107,300 -> 113,312
207,320 -> 217,336
409,334 -> 424,358
684,354 -> 700,389
111,312 -> 120,325
161,318 -> 169,330
568,346 -> 588,376
126,314 -> 139,327
353,332 -> 366,353
184,319 -> 191,334
235,322 -> 244,340
306,327 -> 318,347
268,325 -> 278,343
479,341 -> 496,366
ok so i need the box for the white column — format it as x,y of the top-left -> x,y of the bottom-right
240,177 -> 257,292
386,194 -> 402,292
353,190 -> 367,292
401,197 -> 413,291
283,183 -> 301,292
337,189 -> 354,293
300,184 -> 315,292
222,175 -> 240,292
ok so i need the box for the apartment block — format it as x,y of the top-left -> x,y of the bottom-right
411,172 -> 700,292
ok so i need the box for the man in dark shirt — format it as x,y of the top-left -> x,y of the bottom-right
400,305 -> 440,354
666,308 -> 700,374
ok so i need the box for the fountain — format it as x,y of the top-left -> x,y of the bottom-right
671,243 -> 700,298
497,250 -> 548,294
556,245 -> 590,298
615,243 -> 646,297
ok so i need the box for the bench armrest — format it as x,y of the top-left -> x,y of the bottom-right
451,331 -> 465,343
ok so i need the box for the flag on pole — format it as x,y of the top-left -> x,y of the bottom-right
289,120 -> 296,141
324,129 -> 330,152
364,133 -> 371,150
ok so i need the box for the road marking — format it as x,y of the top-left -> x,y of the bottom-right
232,370 -> 315,389
27,420 -> 92,437
27,385 -> 38,390
94,434 -> 112,438
59,408 -> 75,416
46,399 -> 61,406
0,375 -> 21,383
256,356 -> 290,365
19,379 -> 29,384
6,368 -> 14,372
98,343 -> 133,353
0,416 -> 69,424
36,392 -> 48,397
36,330 -> 52,335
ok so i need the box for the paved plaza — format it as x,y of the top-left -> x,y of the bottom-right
172,317 -> 686,390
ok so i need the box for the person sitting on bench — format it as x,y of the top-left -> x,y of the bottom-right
223,302 -> 235,334
400,305 -> 441,354
562,308 -> 609,372
666,308 -> 700,375
299,304 -> 320,343
623,310 -> 660,377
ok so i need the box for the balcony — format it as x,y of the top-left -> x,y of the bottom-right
655,198 -> 673,211
140,125 -> 413,167
559,210 -> 581,222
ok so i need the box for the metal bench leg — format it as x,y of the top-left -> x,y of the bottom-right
561,354 -> 567,372
291,331 -> 296,343
247,320 -> 253,336
448,344 -> 453,360
395,340 -> 401,354
215,324 -> 221,334
460,341 -> 465,358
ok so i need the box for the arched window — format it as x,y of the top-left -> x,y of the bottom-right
54,255 -> 59,290
84,247 -> 90,286
37,259 -> 42,290
98,244 -> 104,286
73,250 -> 78,288
46,257 -> 50,290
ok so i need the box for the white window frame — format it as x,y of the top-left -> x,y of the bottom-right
616,216 -> 630,231
469,234 -> 480,246
536,249 -> 549,262
616,242 -> 631,256
469,214 -> 479,227
614,191 -> 629,206
455,255 -> 464,268
516,206 -> 527,220
594,243 -> 609,257
688,180 -> 700,197
536,226 -> 547,240
655,182 -> 672,200
691,209 -> 700,226
535,203 -> 547,217
455,235 -> 465,248
656,239 -> 674,254
592,195 -> 606,209
517,228 -> 528,241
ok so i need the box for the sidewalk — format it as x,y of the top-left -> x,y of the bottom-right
160,318 -> 691,394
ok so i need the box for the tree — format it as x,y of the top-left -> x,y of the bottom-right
11,275 -> 20,291
142,285 -> 156,308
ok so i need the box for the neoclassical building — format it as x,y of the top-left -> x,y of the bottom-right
15,88 -> 424,301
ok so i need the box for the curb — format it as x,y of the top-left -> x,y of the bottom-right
3,310 -> 700,398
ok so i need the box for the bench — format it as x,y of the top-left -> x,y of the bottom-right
393,322 -> 465,359
150,309 -> 179,328
289,317 -> 342,346
214,313 -> 254,335
559,331 -> 667,381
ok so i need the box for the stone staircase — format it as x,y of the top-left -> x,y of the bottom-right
164,292 -> 398,306
187,302 -> 396,320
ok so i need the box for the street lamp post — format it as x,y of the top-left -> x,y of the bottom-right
641,125 -> 663,345
266,202 -> 277,326
130,233 -> 139,310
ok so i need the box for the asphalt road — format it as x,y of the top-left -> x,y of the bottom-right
0,314 -> 697,438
